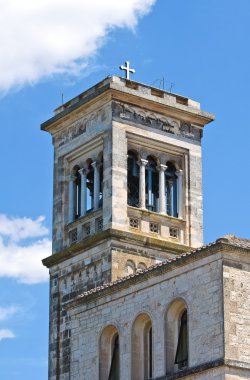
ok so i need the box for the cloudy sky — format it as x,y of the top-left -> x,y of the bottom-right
0,1 -> 249,379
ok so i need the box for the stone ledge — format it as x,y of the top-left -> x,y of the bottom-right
42,228 -> 191,268
153,358 -> 250,379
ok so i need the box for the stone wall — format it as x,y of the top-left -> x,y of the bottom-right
67,253 -> 224,380
224,264 -> 250,365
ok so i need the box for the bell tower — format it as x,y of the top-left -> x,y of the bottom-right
42,76 -> 214,378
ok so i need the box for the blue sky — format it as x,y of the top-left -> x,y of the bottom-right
0,0 -> 249,378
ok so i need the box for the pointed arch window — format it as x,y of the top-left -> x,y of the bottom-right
146,157 -> 159,212
127,151 -> 139,207
165,163 -> 178,217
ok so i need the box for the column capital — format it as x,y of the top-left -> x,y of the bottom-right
176,169 -> 183,176
78,168 -> 87,176
157,164 -> 168,172
137,159 -> 148,167
91,160 -> 101,170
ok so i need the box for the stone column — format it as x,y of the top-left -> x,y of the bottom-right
176,169 -> 183,219
68,174 -> 75,223
158,164 -> 167,214
91,161 -> 100,210
79,168 -> 87,217
138,159 -> 148,209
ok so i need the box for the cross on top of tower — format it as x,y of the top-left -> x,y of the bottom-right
119,61 -> 135,80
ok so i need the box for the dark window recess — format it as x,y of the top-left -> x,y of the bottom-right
175,310 -> 188,369
108,335 -> 119,380
127,151 -> 139,207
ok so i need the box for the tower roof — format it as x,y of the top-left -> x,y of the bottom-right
41,76 -> 215,133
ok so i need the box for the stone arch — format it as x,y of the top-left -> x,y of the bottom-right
165,298 -> 188,374
125,260 -> 136,276
137,262 -> 147,272
131,313 -> 153,380
99,324 -> 120,380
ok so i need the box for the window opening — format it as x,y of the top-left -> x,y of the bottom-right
175,310 -> 188,369
99,157 -> 104,208
165,163 -> 178,217
73,168 -> 81,219
108,335 -> 119,380
146,157 -> 159,212
127,151 -> 139,207
86,162 -> 94,212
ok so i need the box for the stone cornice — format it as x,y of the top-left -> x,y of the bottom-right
41,76 -> 215,134
42,228 -> 191,268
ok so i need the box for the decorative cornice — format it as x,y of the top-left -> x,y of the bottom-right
112,101 -> 202,142
42,228 -> 191,268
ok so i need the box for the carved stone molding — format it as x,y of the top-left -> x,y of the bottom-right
112,101 -> 201,142
55,105 -> 110,146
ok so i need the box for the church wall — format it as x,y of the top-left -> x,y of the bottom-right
223,263 -> 250,365
68,253 -> 224,380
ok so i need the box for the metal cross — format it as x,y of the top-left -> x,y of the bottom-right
119,61 -> 135,80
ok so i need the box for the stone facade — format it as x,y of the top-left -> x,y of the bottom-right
41,77 -> 250,379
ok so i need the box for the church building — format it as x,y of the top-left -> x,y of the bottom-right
42,72 -> 250,379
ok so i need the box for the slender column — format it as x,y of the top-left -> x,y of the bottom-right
68,174 -> 75,223
176,169 -> 183,218
79,168 -> 87,217
158,164 -> 167,214
91,161 -> 100,210
137,159 -> 148,209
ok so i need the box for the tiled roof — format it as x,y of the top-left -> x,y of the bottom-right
75,235 -> 250,301
216,235 -> 250,249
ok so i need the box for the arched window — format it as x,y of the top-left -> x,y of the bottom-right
165,300 -> 188,374
125,260 -> 135,276
132,313 -> 153,380
99,325 -> 120,380
127,151 -> 139,207
165,162 -> 177,217
86,161 -> 94,212
146,157 -> 159,212
73,166 -> 81,219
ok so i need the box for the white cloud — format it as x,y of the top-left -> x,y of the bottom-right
0,215 -> 50,284
0,329 -> 15,341
0,306 -> 19,321
0,214 -> 48,242
0,0 -> 156,92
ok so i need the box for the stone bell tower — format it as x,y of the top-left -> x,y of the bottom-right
42,75 -> 214,378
